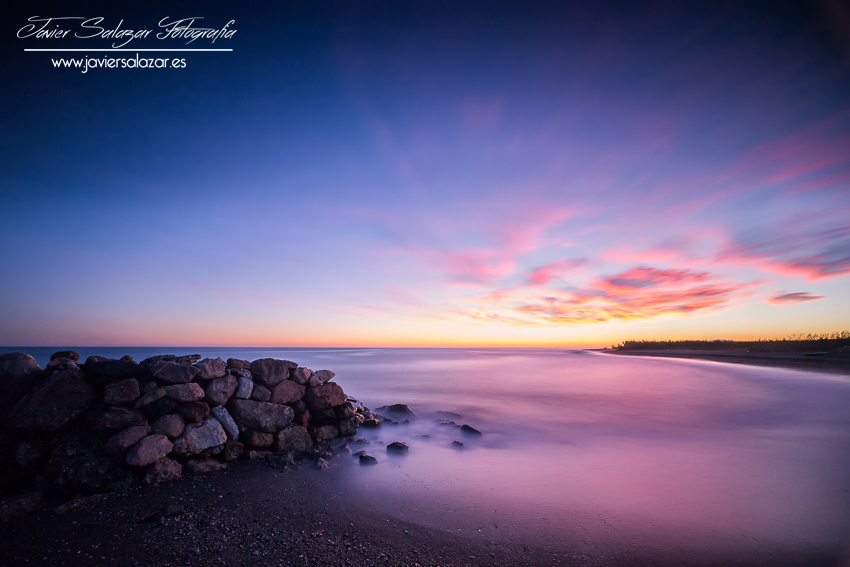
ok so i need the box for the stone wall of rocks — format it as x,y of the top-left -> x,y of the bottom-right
0,351 -> 369,500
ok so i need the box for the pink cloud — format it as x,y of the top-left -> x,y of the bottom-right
767,292 -> 825,305
472,265 -> 761,325
528,258 -> 588,284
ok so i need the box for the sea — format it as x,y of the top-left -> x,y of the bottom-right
7,346 -> 850,559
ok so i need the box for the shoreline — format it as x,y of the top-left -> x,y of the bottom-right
596,349 -> 850,375
0,457 -> 840,567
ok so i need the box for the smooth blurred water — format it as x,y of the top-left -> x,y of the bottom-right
9,347 -> 850,554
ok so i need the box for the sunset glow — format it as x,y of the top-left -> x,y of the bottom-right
1,1 -> 848,347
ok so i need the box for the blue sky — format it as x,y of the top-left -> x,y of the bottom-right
1,1 -> 849,346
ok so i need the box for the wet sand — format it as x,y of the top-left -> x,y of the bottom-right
599,349 -> 850,375
0,457 -> 841,567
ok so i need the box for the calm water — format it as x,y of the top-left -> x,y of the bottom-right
9,347 -> 850,555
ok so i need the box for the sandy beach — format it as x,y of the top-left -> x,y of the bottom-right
0,455 -> 841,567
599,349 -> 850,375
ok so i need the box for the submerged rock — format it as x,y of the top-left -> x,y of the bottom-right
377,404 -> 416,419
461,424 -> 482,436
386,441 -> 409,454
359,454 -> 378,465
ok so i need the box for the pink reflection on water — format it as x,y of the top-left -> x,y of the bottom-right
315,349 -> 850,555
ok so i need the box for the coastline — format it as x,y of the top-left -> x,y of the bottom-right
597,349 -> 850,375
0,457 -> 839,567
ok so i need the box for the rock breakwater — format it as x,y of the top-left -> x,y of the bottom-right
0,351 -> 384,514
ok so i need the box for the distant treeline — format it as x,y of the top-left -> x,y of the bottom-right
614,332 -> 850,353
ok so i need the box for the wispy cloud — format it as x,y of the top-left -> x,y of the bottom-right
768,292 -> 825,305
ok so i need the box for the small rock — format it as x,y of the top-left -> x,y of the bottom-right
377,403 -> 416,419
143,457 -> 182,484
386,441 -> 409,454
316,458 -> 331,470
338,416 -> 360,437
310,425 -> 338,443
359,454 -> 378,466
244,430 -> 274,448
222,440 -> 244,462
452,440 -> 464,449
461,424 -> 482,436
126,435 -> 173,467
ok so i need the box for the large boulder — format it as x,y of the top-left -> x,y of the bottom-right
204,375 -> 237,406
195,358 -> 226,381
249,358 -> 290,387
7,369 -> 97,432
275,425 -> 313,453
304,382 -> 346,409
150,361 -> 199,384
226,399 -> 294,433
270,380 -> 305,405
103,378 -> 140,406
126,435 -> 173,467
163,383 -> 205,402
171,418 -> 227,457
0,352 -> 42,403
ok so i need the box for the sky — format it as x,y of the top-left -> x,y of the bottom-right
1,1 -> 849,348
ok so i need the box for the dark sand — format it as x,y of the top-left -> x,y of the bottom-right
0,455 -> 841,567
600,349 -> 850,375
